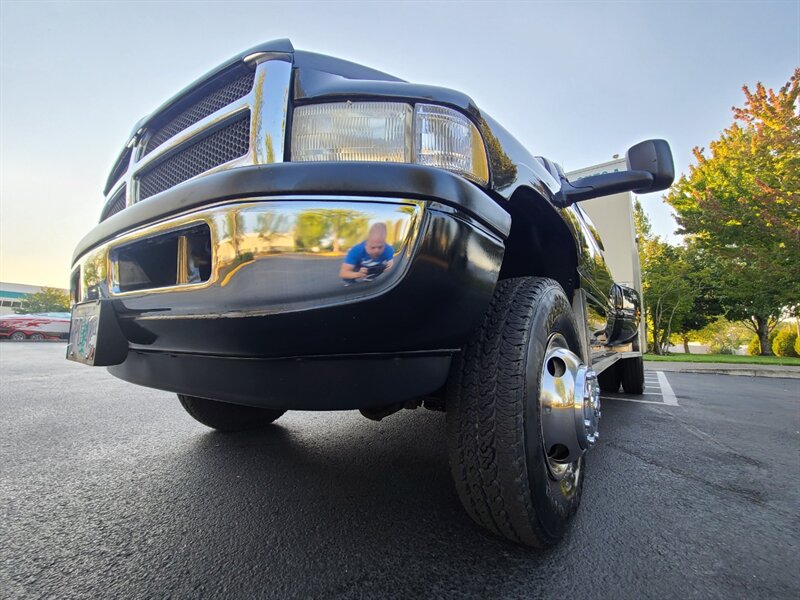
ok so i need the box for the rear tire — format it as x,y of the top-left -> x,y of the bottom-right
446,277 -> 586,548
30,333 -> 45,341
597,363 -> 621,393
178,395 -> 286,432
620,356 -> 645,394
10,331 -> 25,341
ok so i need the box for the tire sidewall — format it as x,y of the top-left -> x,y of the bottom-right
522,284 -> 585,541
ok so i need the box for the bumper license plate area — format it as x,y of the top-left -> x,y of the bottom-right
66,300 -> 128,366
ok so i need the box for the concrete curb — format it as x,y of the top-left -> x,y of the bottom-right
645,361 -> 800,379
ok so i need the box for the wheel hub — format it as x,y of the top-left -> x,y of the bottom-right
539,334 -> 601,474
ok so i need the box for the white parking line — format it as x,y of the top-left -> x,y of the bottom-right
601,371 -> 679,406
604,397 -> 668,405
657,371 -> 678,406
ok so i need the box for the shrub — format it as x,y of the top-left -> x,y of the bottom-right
795,333 -> 800,357
772,329 -> 799,357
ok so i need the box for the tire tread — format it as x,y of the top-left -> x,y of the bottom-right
447,277 -> 571,547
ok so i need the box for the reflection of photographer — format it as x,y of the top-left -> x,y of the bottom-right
340,223 -> 395,283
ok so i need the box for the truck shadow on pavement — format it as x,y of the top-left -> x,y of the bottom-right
156,409 -> 576,596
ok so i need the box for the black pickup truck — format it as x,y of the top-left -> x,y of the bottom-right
67,39 -> 673,547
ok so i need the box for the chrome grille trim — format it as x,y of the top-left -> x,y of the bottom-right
100,185 -> 127,222
104,147 -> 133,194
99,58 -> 292,217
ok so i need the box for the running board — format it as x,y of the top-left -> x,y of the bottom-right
591,349 -> 642,374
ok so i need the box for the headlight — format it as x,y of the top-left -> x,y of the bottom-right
291,102 -> 489,185
290,102 -> 412,163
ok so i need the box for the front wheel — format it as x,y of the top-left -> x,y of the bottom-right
446,277 -> 600,548
178,395 -> 286,432
30,333 -> 45,341
9,331 -> 26,341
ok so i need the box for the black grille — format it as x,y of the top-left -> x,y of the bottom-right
104,147 -> 132,194
137,114 -> 250,201
100,185 -> 127,222
143,70 -> 255,156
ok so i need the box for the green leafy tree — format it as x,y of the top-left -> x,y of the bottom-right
634,201 -> 716,354
694,317 -> 751,354
294,212 -> 329,250
293,210 -> 368,252
15,287 -> 69,314
326,209 -> 368,253
670,245 -> 721,352
665,69 -> 800,354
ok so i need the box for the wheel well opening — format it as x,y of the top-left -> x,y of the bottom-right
499,187 -> 578,301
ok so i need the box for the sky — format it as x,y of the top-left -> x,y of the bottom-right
1,0 -> 798,288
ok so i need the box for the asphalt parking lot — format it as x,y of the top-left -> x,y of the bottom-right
2,343 -> 798,599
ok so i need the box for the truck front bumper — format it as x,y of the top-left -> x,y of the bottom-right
69,164 -> 510,409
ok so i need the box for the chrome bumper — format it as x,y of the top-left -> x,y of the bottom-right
73,196 -> 424,319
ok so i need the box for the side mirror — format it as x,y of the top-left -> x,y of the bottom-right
626,139 -> 675,192
557,139 -> 675,205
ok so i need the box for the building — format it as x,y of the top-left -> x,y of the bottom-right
0,282 -> 69,316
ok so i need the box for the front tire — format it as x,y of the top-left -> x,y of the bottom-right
30,333 -> 45,341
446,277 -> 590,548
178,395 -> 286,432
9,331 -> 26,341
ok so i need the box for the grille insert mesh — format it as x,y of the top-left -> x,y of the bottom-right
143,70 -> 255,156
137,114 -> 250,201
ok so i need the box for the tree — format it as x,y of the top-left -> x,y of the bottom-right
326,209 -> 368,253
294,212 -> 329,250
15,287 -> 69,314
634,201 -> 717,354
665,69 -> 800,354
294,209 -> 368,252
694,317 -> 751,354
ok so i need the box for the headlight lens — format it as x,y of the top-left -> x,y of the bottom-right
290,102 -> 412,163
291,102 -> 489,185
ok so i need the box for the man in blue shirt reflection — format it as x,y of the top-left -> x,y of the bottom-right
339,223 -> 395,283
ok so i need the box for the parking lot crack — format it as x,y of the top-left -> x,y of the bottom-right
650,406 -> 765,467
605,441 -> 766,506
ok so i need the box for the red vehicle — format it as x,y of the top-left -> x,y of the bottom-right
0,313 -> 71,341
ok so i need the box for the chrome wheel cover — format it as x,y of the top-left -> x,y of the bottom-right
538,334 -> 601,485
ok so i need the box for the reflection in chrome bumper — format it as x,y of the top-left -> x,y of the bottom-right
73,196 -> 424,318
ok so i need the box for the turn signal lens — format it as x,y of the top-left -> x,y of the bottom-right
291,102 -> 412,163
414,104 -> 489,185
